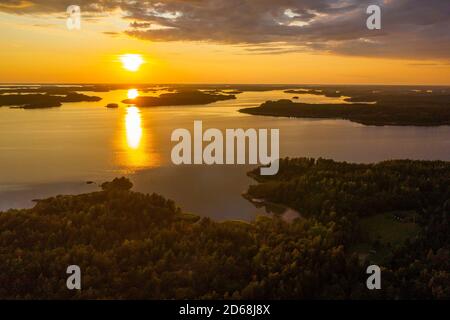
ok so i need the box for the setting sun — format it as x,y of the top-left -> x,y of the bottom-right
120,54 -> 144,72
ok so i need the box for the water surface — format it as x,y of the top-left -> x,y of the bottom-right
0,89 -> 449,220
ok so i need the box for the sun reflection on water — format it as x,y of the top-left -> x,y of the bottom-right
127,88 -> 139,100
117,102 -> 161,171
125,106 -> 142,149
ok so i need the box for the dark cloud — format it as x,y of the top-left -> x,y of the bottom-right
103,31 -> 121,37
1,0 -> 449,60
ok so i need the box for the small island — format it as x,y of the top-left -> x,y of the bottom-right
0,92 -> 102,109
122,90 -> 236,107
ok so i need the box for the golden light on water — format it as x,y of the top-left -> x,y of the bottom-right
122,106 -> 146,168
127,88 -> 139,99
120,54 -> 144,72
119,106 -> 160,169
125,106 -> 142,149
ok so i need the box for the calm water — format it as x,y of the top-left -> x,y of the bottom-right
1,89 -> 449,220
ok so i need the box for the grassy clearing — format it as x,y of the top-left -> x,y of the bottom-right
360,212 -> 420,246
352,211 -> 420,263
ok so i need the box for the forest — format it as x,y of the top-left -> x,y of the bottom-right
0,158 -> 448,299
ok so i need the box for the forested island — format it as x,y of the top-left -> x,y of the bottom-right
240,86 -> 450,126
0,158 -> 448,299
0,92 -> 101,109
240,98 -> 450,126
122,90 -> 236,107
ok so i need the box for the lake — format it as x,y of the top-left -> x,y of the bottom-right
0,88 -> 449,220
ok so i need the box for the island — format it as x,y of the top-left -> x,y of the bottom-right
239,96 -> 450,126
0,92 -> 102,109
238,85 -> 450,126
122,90 -> 236,107
285,88 -> 342,98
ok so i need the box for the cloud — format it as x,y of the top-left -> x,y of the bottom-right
1,0 -> 449,60
0,0 -> 120,14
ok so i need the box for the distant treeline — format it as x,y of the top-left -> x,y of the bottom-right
240,98 -> 450,126
240,86 -> 450,126
0,92 -> 101,109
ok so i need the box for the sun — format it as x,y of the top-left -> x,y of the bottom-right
120,54 -> 144,72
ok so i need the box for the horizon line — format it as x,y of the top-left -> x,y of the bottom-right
1,82 -> 450,87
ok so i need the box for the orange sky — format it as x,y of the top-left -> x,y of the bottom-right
0,11 -> 449,85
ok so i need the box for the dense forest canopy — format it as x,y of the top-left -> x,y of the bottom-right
0,159 -> 449,299
247,158 -> 450,221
